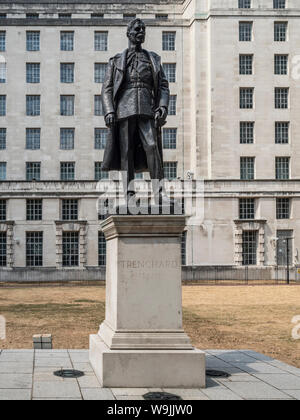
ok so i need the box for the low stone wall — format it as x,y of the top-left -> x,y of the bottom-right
0,266 -> 299,284
182,265 -> 300,284
0,267 -> 106,283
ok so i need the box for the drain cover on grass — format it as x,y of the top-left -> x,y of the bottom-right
144,392 -> 182,400
206,370 -> 230,378
53,369 -> 85,379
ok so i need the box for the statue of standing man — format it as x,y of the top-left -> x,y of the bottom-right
101,19 -> 171,205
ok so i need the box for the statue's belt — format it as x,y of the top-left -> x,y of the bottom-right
120,82 -> 153,91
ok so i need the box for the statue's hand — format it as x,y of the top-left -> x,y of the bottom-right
105,113 -> 116,128
155,107 -> 168,127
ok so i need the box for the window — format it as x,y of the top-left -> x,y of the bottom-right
240,122 -> 254,144
240,157 -> 255,180
95,128 -> 107,149
0,14 -> 6,19
0,128 -> 6,149
0,31 -> 5,51
26,232 -> 43,267
0,162 -> 6,180
26,162 -> 40,181
123,14 -> 136,20
26,13 -> 39,19
181,231 -> 187,266
274,22 -> 287,41
60,162 -> 75,181
60,63 -> 74,83
94,32 -> 108,51
242,231 -> 257,265
60,95 -> 74,116
60,31 -> 74,51
91,13 -> 104,19
275,122 -> 289,144
239,198 -> 255,219
62,199 -> 78,221
276,198 -> 290,219
239,22 -> 252,41
94,63 -> 107,83
95,162 -> 109,181
275,55 -> 288,75
63,232 -> 79,267
163,128 -> 177,149
60,128 -> 74,150
240,88 -> 253,109
59,13 -> 72,19
0,95 -> 6,116
239,55 -> 253,75
239,0 -> 251,7
94,95 -> 104,116
26,199 -> 42,221
275,88 -> 288,109
26,63 -> 40,83
274,0 -> 286,9
26,128 -> 40,150
276,157 -> 290,180
162,32 -> 175,51
164,162 -> 177,180
156,14 -> 168,20
0,200 -> 6,221
98,231 -> 106,266
169,95 -> 177,116
26,95 -> 40,116
26,31 -> 40,51
0,232 -> 6,267
0,62 -> 6,83
277,230 -> 293,266
163,64 -> 176,83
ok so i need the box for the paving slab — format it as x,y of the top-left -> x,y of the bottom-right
81,388 -> 115,401
0,353 -> 34,362
0,373 -> 32,389
77,373 -> 101,388
217,373 -> 261,383
253,373 -> 300,390
267,360 -> 300,377
34,358 -> 72,368
224,381 -> 293,400
240,351 -> 274,362
216,352 -> 259,364
111,388 -> 149,396
33,381 -> 82,399
0,362 -> 33,374
232,362 -> 288,374
282,390 -> 300,400
202,387 -> 243,400
0,389 -> 32,400
162,388 -> 207,399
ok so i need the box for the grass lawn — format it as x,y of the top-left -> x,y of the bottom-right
0,285 -> 300,368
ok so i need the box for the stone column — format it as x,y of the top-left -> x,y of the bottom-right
90,215 -> 205,388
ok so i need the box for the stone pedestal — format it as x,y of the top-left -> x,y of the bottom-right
89,215 -> 206,388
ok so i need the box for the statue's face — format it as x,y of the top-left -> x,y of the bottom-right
128,21 -> 146,45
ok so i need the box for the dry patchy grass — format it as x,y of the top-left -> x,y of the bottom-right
0,285 -> 299,368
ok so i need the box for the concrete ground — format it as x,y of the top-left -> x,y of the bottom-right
0,349 -> 300,400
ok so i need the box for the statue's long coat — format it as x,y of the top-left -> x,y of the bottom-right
101,49 -> 170,172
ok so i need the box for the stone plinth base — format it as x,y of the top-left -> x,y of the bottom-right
89,216 -> 206,388
90,334 -> 206,388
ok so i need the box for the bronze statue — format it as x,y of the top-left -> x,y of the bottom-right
101,18 -> 170,204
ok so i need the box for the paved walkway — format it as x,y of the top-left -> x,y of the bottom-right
0,349 -> 300,400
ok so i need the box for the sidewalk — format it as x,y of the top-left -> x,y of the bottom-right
0,349 -> 299,400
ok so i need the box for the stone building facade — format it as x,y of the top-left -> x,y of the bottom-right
0,0 -> 299,281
